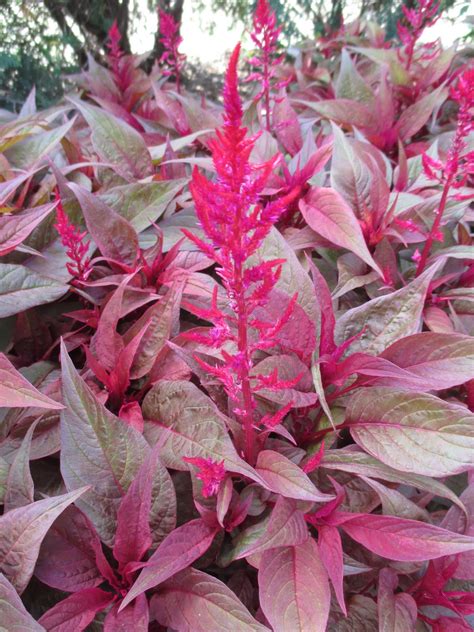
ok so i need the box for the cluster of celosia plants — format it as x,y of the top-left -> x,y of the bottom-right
0,0 -> 473,630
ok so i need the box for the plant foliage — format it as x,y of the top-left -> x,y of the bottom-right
0,2 -> 473,630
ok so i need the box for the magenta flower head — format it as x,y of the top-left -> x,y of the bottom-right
54,189 -> 92,283
397,0 -> 440,70
158,9 -> 186,93
183,457 -> 226,497
247,0 -> 284,131
416,66 -> 474,276
183,44 -> 297,464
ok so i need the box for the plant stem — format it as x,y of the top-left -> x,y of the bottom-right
234,259 -> 257,465
415,175 -> 452,276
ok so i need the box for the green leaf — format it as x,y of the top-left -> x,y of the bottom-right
322,447 -> 465,511
334,262 -> 441,355
60,342 -> 148,545
142,380 -> 265,486
99,180 -> 187,233
0,264 -> 68,318
335,50 -> 374,104
4,118 -> 75,169
347,387 -> 474,476
68,97 -> 153,181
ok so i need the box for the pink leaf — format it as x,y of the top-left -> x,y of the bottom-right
119,518 -> 218,611
0,203 -> 56,256
300,187 -> 382,275
35,505 -> 110,593
38,587 -> 114,632
104,594 -> 149,632
0,487 -> 88,593
0,572 -> 44,631
113,443 -> 163,568
227,496 -> 308,562
377,568 -> 418,632
338,512 -> 474,561
0,353 -> 64,409
150,567 -> 268,631
4,419 -> 36,511
70,182 -> 139,267
258,538 -> 331,632
318,525 -> 347,615
378,332 -> 474,390
255,450 -> 334,502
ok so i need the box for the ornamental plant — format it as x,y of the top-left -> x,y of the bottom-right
0,2 -> 474,631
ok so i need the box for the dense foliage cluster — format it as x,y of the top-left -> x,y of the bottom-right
0,1 -> 473,630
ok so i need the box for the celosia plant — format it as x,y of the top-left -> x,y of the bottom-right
1,5 -> 474,632
158,9 -> 186,93
416,67 -> 474,274
397,0 -> 440,70
247,0 -> 284,130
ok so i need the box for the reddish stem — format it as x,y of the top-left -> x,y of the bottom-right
415,174 -> 453,276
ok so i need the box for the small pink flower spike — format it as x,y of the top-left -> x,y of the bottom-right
248,0 -> 284,131
158,9 -> 186,93
54,189 -> 92,283
417,67 -> 474,275
183,457 -> 226,498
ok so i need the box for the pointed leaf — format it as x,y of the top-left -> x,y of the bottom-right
0,572 -> 44,631
378,568 -> 417,632
334,262 -> 441,355
259,538 -> 331,632
322,447 -> 466,511
70,183 -> 138,267
60,342 -> 148,545
4,419 -> 36,511
150,567 -> 268,631
35,505 -> 107,593
347,387 -> 474,476
335,50 -> 374,103
318,525 -> 346,615
378,332 -> 474,390
113,444 -> 159,567
104,594 -> 149,632
255,450 -> 334,502
226,497 -> 308,562
0,203 -> 55,256
142,380 -> 266,486
38,587 -> 113,632
120,518 -> 218,610
0,354 -> 63,409
397,85 -> 448,140
0,264 -> 68,318
100,180 -> 187,233
339,512 -> 474,561
300,187 -> 382,275
0,487 -> 88,593
68,97 -> 152,180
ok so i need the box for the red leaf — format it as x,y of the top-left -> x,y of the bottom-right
119,518 -> 218,611
258,538 -> 331,632
338,512 -> 474,561
38,587 -> 114,632
0,353 -> 64,409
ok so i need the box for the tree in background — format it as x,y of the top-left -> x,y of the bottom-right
0,0 -> 470,111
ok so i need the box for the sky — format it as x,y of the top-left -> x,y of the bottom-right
129,0 -> 472,69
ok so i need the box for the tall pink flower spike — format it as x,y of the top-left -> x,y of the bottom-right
184,44 -> 297,464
